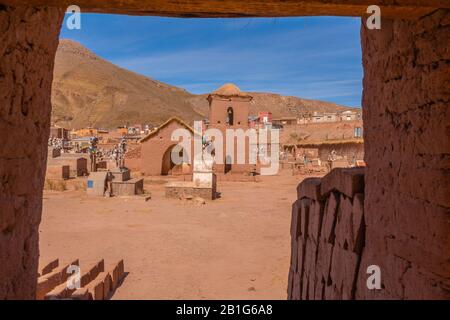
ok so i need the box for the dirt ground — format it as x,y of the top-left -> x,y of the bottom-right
39,170 -> 313,299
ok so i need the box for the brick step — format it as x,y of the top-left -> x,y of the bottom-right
36,258 -> 125,300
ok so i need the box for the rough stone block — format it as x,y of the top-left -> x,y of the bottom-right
297,177 -> 322,200
297,237 -> 305,282
315,242 -> 333,280
304,240 -> 318,282
110,169 -> 131,182
299,198 -> 311,239
290,200 -> 301,238
287,268 -> 294,299
328,247 -> 360,300
314,277 -> 325,300
308,200 -> 324,244
351,193 -> 365,254
321,192 -> 339,244
301,273 -> 309,300
320,167 -> 365,198
112,178 -> 144,196
290,237 -> 298,273
292,272 -> 301,300
334,194 -> 354,250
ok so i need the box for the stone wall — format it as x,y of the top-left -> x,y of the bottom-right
289,10 -> 449,300
124,145 -> 142,172
288,168 -> 365,299
359,9 -> 449,299
0,6 -> 63,299
317,142 -> 364,163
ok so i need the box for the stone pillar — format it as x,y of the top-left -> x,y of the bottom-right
0,6 -> 63,299
359,10 -> 449,299
193,156 -> 215,188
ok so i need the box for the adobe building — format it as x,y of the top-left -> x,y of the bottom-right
49,125 -> 69,140
206,83 -> 256,176
124,117 -> 194,176
126,85 -> 264,180
0,0 -> 448,300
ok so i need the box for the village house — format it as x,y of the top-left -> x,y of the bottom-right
49,125 -> 69,140
340,110 -> 361,121
279,119 -> 364,169
272,117 -> 298,126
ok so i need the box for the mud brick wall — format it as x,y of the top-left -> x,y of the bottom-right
0,6 -> 63,299
289,10 -> 449,300
288,168 -> 365,300
124,145 -> 142,172
359,10 -> 449,299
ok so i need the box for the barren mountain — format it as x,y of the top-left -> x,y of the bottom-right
51,39 -> 353,129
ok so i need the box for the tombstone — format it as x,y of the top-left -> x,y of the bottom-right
192,156 -> 217,199
48,147 -> 61,159
192,156 -> 215,188
86,172 -> 109,196
110,168 -> 131,182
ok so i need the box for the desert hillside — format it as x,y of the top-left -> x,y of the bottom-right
52,39 -> 353,129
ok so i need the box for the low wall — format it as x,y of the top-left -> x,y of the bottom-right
124,145 -> 141,172
288,167 -> 365,299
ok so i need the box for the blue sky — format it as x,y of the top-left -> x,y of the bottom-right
60,14 -> 362,107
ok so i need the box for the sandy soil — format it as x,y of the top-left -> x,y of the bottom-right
39,170 -> 312,299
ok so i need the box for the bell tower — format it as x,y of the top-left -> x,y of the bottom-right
206,83 -> 254,174
207,83 -> 252,129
